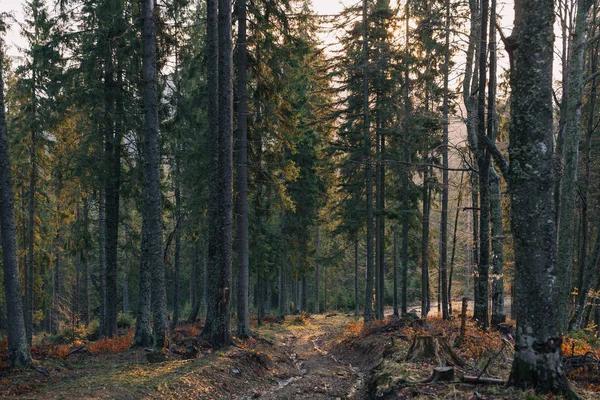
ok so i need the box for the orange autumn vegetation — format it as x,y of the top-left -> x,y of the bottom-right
88,331 -> 134,355
562,336 -> 599,358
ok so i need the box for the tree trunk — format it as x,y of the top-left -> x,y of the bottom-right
474,0 -> 490,329
559,0 -> 593,331
142,0 -> 168,349
355,239 -> 360,316
0,50 -> 32,367
202,0 -> 234,347
203,0 -> 221,342
490,167 -> 505,327
378,114 -> 386,320
98,189 -> 106,338
315,222 -> 320,314
187,237 -> 203,323
506,0 -> 576,394
26,68 -> 37,346
82,196 -> 90,326
362,0 -> 375,323
421,164 -> 430,319
235,0 -> 251,338
463,0 -> 480,308
448,172 -> 464,315
393,223 -> 399,317
53,196 -> 62,334
171,169 -> 181,331
280,210 -> 288,317
133,221 -> 152,347
440,0 -> 451,320
401,1 -> 411,317
103,44 -> 121,339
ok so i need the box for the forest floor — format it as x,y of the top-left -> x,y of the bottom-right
0,311 -> 599,399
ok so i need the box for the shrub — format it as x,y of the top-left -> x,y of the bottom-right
117,312 -> 135,329
85,320 -> 101,341
88,332 -> 134,355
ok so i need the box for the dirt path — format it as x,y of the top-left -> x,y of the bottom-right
252,316 -> 364,399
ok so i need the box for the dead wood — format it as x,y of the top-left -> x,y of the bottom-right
421,366 -> 455,383
461,375 -> 505,385
406,335 -> 465,366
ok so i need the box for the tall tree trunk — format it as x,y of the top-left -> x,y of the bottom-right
572,18 -> 599,329
421,164 -> 430,319
393,222 -> 399,316
490,166 -> 505,326
142,0 -> 168,349
463,0 -> 480,306
26,70 -> 37,346
401,1 -> 411,317
215,0 -> 234,346
440,0 -> 451,320
560,0 -> 593,331
187,237 -> 203,323
98,189 -> 106,338
280,210 -> 288,317
203,0 -> 234,347
0,49 -> 32,367
103,41 -> 121,339
474,0 -> 490,329
378,114 -> 386,319
362,0 -> 375,323
82,195 -> 90,327
133,217 -> 152,346
204,0 -> 221,340
448,172 -> 464,314
355,239 -> 360,316
315,222 -> 320,314
53,196 -> 62,334
171,165 -> 182,331
235,0 -> 251,338
506,0 -> 576,394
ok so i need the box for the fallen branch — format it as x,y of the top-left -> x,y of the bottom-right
67,344 -> 92,356
461,375 -> 505,385
31,363 -> 50,377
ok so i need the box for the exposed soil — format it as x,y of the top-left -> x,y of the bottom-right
1,313 -> 600,399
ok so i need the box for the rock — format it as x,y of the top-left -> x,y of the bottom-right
231,368 -> 240,376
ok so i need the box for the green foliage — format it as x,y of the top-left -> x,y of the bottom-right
117,312 -> 134,329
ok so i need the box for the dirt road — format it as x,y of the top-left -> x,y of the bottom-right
253,316 -> 364,399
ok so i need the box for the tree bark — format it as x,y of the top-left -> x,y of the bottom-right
490,166 -> 505,327
362,0 -> 375,323
440,0 -> 451,320
203,0 -> 234,347
355,239 -> 360,316
187,237 -> 203,323
421,164 -> 430,319
448,172 -> 464,314
82,195 -> 90,327
559,0 -> 593,331
98,189 -> 106,338
506,0 -> 576,394
474,0 -> 490,329
235,0 -> 250,338
315,222 -> 320,314
401,1 -> 411,317
393,223 -> 399,317
142,0 -> 168,349
0,48 -> 32,368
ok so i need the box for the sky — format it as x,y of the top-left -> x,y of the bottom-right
0,0 -> 348,57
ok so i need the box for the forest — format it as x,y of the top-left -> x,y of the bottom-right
0,0 -> 600,398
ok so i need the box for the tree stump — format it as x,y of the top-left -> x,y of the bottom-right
422,366 -> 455,383
405,335 -> 464,366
